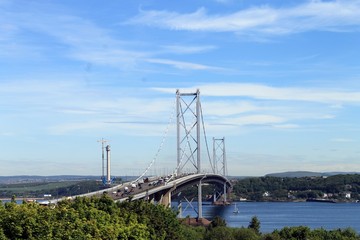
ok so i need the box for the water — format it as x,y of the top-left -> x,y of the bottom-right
178,201 -> 360,233
3,199 -> 359,233
1,199 -> 27,204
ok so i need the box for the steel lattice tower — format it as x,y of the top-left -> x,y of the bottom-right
213,137 -> 228,203
213,137 -> 227,176
176,89 -> 201,175
176,89 -> 203,219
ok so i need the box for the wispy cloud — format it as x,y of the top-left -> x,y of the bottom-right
161,45 -> 216,54
203,101 -> 260,116
221,114 -> 285,126
128,1 -> 360,35
2,79 -> 349,137
330,138 -> 355,142
272,124 -> 300,129
0,79 -> 177,135
214,0 -> 233,4
145,58 -> 225,71
154,83 -> 360,104
0,3 -> 222,72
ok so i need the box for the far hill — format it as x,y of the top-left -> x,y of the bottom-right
0,175 -> 100,184
266,171 -> 360,178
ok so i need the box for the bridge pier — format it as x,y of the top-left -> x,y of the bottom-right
159,190 -> 172,207
198,181 -> 202,219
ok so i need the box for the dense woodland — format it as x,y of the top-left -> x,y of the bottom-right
174,174 -> 360,202
231,174 -> 360,202
0,195 -> 359,240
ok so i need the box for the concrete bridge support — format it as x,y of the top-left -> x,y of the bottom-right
198,181 -> 202,219
159,190 -> 172,207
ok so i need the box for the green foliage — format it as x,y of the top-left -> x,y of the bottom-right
205,226 -> 235,240
209,216 -> 227,229
275,226 -> 360,240
233,174 -> 360,201
308,227 -> 359,240
0,195 -> 185,239
233,227 -> 260,240
248,216 -> 261,235
181,225 -> 205,240
262,232 -> 281,240
117,199 -> 184,240
1,196 -> 359,240
277,226 -> 311,240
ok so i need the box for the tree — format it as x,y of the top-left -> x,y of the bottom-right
233,227 -> 260,240
180,225 -> 205,240
209,216 -> 227,229
205,226 -> 234,240
277,226 -> 310,240
248,216 -> 261,235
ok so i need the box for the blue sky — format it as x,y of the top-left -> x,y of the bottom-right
1,0 -> 360,176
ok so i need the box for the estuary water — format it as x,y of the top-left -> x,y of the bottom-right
178,201 -> 360,233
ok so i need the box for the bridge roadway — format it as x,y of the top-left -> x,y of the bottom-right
47,173 -> 231,206
115,173 -> 231,205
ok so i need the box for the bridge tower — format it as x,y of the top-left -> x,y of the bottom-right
213,137 -> 228,202
213,137 -> 227,176
176,89 -> 201,175
176,89 -> 203,218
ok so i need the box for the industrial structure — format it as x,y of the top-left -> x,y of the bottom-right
105,144 -> 112,185
97,138 -> 108,184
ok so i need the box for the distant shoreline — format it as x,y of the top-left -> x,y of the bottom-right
0,198 -> 45,201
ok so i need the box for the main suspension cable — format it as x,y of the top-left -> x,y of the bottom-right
200,102 -> 215,173
132,98 -> 176,184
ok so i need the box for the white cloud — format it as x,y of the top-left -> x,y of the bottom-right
0,4 -> 228,73
0,79 -> 79,94
2,79 -> 349,137
203,101 -> 260,116
0,132 -> 15,136
48,121 -> 107,135
0,79 -> 175,134
227,152 -> 360,176
161,45 -> 216,54
330,103 -> 344,109
318,114 -> 336,119
154,83 -> 360,104
330,138 -> 355,142
272,124 -> 300,129
221,114 -> 285,126
128,1 -> 360,35
145,58 -> 225,71
214,0 -> 232,4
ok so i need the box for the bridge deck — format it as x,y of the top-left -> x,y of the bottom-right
46,173 -> 231,204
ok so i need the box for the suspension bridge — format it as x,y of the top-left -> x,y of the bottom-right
49,89 -> 232,220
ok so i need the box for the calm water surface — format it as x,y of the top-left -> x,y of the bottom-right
179,201 -> 360,233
